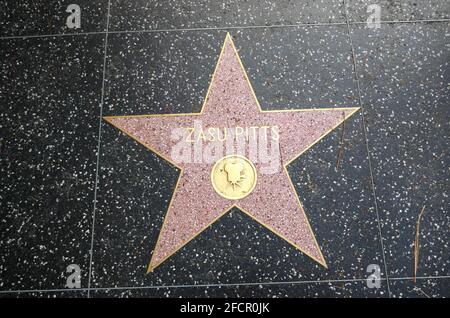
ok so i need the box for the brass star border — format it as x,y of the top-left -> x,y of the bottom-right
104,33 -> 360,272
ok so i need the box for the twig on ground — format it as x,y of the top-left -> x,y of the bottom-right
413,205 -> 426,283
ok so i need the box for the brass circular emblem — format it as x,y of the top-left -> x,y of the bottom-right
211,155 -> 257,200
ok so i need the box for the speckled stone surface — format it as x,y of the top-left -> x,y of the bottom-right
0,1 -> 109,37
108,0 -> 346,31
350,23 -> 450,281
1,1 -> 448,299
0,291 -> 87,298
90,280 -> 388,298
0,35 -> 105,289
346,0 -> 450,22
389,278 -> 450,298
103,27 -> 359,116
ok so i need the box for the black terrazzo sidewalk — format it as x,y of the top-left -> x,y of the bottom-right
0,0 -> 448,298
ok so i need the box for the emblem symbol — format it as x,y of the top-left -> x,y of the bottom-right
211,155 -> 257,200
224,162 -> 244,188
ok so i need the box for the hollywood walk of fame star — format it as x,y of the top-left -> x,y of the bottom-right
104,33 -> 360,272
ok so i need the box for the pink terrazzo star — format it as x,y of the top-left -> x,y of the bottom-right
105,33 -> 359,272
